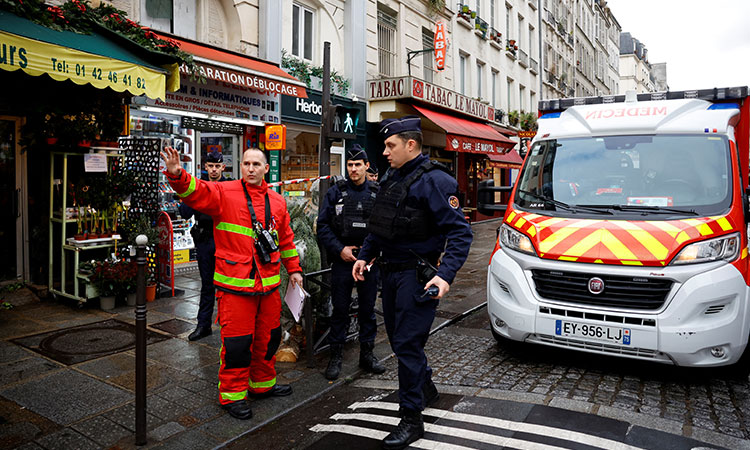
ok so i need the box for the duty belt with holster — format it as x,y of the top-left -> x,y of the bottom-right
377,251 -> 438,284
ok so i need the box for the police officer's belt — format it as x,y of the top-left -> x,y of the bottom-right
377,258 -> 437,273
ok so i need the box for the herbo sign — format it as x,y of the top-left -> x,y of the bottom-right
434,21 -> 446,71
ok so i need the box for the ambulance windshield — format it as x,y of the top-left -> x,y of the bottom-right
515,134 -> 732,216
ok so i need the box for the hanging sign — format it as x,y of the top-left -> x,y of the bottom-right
265,124 -> 286,150
434,21 -> 447,71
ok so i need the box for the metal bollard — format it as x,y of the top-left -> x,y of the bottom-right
134,235 -> 148,445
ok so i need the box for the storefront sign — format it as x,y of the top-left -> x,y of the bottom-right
0,29 -> 168,100
183,63 -> 305,98
145,71 -> 280,123
434,21 -> 446,71
281,89 -> 366,133
446,134 -> 513,155
518,130 -> 537,138
368,77 -> 495,122
265,125 -> 286,150
181,116 -> 244,134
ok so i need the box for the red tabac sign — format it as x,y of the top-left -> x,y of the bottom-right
434,21 -> 446,71
368,76 -> 495,122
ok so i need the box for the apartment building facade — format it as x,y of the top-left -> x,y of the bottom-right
618,31 -> 658,93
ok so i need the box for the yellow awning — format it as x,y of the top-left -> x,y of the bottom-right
0,29 -> 168,100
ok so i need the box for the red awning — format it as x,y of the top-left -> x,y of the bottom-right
154,32 -> 307,98
487,151 -> 524,168
413,105 -> 516,155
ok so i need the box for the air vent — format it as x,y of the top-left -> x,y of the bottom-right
705,305 -> 726,315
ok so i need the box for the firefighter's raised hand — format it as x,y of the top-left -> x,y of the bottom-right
160,146 -> 181,176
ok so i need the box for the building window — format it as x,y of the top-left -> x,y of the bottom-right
517,15 -> 523,48
477,62 -> 484,99
459,54 -> 467,95
422,27 -> 434,83
507,77 -> 514,111
490,0 -> 495,30
292,3 -> 314,61
519,85 -> 525,111
506,5 -> 512,40
492,70 -> 498,107
378,9 -> 397,76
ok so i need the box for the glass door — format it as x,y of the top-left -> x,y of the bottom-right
0,118 -> 23,281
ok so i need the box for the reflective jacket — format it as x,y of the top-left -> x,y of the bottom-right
165,168 -> 301,295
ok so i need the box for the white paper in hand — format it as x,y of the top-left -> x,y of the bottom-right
284,280 -> 308,322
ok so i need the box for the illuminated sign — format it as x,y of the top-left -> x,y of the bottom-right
434,21 -> 447,71
265,124 -> 286,150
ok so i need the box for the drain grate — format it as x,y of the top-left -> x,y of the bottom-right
151,319 -> 195,335
12,319 -> 170,365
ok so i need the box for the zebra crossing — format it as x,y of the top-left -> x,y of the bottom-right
309,400 -> 649,450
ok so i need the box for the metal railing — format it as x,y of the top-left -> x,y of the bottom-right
530,57 -> 539,73
377,11 -> 397,76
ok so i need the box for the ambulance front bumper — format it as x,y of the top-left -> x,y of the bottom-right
487,248 -> 750,367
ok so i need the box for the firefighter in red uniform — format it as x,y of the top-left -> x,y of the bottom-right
161,146 -> 303,420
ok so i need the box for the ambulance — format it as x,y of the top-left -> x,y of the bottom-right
485,86 -> 750,372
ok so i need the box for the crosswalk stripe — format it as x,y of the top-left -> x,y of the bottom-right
309,424 -> 477,449
349,401 -> 644,450
331,413 -> 570,450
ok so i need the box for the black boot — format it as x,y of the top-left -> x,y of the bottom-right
188,325 -> 212,341
359,342 -> 386,374
382,408 -> 424,450
422,378 -> 439,408
221,399 -> 252,420
325,344 -> 343,380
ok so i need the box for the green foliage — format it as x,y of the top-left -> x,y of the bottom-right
507,110 -> 520,127
119,214 -> 158,247
520,111 -> 538,131
90,260 -> 136,296
427,0 -> 446,15
281,49 -> 350,96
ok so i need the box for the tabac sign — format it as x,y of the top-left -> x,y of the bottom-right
368,77 -> 495,122
434,21 -> 447,71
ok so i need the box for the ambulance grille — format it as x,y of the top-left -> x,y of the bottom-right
531,270 -> 673,310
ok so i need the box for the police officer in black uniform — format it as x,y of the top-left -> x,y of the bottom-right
366,165 -> 379,182
353,117 -> 473,449
317,145 -> 386,380
179,150 -> 227,341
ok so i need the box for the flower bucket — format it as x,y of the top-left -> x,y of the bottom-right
126,292 -> 137,306
46,137 -> 59,145
100,295 -> 116,311
146,284 -> 156,302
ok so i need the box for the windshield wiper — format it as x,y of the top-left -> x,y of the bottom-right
518,190 -> 612,214
579,204 -> 699,216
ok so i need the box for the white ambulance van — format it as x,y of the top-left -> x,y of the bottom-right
486,87 -> 750,372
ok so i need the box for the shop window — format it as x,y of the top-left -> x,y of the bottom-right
292,3 -> 314,61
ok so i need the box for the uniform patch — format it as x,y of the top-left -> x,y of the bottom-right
448,195 -> 460,209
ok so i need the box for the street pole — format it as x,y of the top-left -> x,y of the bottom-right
134,235 -> 148,446
318,41 -> 332,207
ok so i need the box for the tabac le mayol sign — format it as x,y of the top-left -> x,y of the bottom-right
368,76 -> 495,122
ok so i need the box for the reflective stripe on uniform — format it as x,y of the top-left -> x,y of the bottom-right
216,222 -> 257,238
249,377 -> 276,389
262,274 -> 280,287
214,272 -> 256,287
280,249 -> 298,258
176,176 -> 196,198
220,390 -> 248,401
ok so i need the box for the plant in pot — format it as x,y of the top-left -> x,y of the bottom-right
508,110 -> 520,127
90,260 -> 119,310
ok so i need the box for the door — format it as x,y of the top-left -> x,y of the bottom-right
0,117 -> 26,281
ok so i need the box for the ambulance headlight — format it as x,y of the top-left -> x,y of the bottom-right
672,232 -> 740,265
499,224 -> 536,256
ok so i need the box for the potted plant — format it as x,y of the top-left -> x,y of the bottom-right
90,260 -> 137,309
508,110 -> 520,127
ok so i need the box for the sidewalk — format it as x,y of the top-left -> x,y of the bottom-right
0,219 -> 500,449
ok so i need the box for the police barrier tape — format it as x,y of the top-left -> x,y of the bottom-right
268,175 -> 334,187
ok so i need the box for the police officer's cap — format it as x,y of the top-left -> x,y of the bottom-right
379,116 -> 422,140
366,165 -> 378,175
347,144 -> 368,162
205,150 -> 224,163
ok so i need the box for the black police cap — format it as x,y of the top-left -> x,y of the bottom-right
347,144 -> 368,162
205,150 -> 224,163
379,116 -> 421,140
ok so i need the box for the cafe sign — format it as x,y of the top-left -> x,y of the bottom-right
368,76 -> 495,122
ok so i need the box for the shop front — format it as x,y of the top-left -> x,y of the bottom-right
280,90 -> 366,199
0,8 -> 179,285
367,76 -> 522,221
129,33 -> 307,268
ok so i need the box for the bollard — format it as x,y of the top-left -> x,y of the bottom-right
134,235 -> 148,445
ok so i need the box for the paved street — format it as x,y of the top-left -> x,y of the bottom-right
2,219 -> 750,449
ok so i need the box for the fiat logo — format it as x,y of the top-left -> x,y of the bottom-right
588,277 -> 604,295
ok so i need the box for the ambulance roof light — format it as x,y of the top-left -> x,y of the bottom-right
625,90 -> 638,103
538,86 -> 748,113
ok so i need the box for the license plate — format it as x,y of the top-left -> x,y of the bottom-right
555,320 -> 631,345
